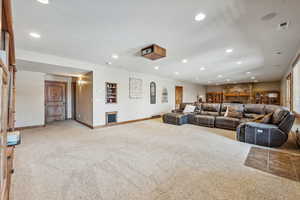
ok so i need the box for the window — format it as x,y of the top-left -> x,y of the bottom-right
292,54 -> 300,113
286,73 -> 292,110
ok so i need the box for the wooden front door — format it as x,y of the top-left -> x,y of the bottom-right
175,86 -> 183,109
45,81 -> 67,123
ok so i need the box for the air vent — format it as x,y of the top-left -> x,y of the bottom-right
278,21 -> 289,30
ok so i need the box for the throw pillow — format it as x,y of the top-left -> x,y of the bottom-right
224,106 -> 243,119
183,105 -> 196,113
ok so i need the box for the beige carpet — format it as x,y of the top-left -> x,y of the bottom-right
12,119 -> 300,200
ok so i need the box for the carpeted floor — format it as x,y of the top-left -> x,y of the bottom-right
12,119 -> 300,200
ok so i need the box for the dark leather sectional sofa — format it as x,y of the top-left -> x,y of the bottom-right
162,103 -> 295,147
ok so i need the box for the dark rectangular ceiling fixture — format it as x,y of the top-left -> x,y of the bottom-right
141,44 -> 166,60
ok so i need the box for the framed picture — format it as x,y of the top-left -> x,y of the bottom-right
129,78 -> 143,98
162,88 -> 168,103
150,82 -> 156,104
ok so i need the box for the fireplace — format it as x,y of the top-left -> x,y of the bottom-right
106,111 -> 118,125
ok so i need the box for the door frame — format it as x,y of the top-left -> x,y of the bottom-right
44,80 -> 68,124
175,86 -> 183,109
286,73 -> 293,110
71,81 -> 77,120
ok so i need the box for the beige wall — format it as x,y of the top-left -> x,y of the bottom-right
76,71 -> 93,126
281,47 -> 300,108
252,82 -> 281,92
16,71 -> 45,128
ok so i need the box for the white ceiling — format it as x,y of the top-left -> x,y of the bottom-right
13,0 -> 300,85
17,59 -> 90,77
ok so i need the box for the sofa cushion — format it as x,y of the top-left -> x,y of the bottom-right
192,115 -> 215,127
265,105 -> 281,114
201,111 -> 220,116
224,106 -> 243,119
202,103 -> 220,112
244,104 -> 265,115
221,103 -> 244,116
201,103 -> 220,116
272,108 -> 289,125
215,116 -> 240,130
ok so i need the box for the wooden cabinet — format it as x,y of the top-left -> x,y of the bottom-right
105,82 -> 117,104
206,92 -> 223,103
253,91 -> 280,105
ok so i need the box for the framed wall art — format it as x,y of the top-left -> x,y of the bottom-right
162,88 -> 168,103
150,82 -> 156,104
129,78 -> 143,98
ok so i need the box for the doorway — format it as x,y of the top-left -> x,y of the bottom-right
175,86 -> 183,109
286,73 -> 293,110
45,81 -> 67,123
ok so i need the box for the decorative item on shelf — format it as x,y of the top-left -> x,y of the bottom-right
253,91 -> 280,105
150,82 -> 156,104
105,82 -> 117,104
206,92 -> 223,103
162,88 -> 168,103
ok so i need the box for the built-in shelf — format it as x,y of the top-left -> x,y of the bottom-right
106,82 -> 117,104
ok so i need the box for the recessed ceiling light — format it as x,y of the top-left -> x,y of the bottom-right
182,59 -> 188,63
246,71 -> 251,74
237,61 -> 242,65
226,49 -> 233,53
29,32 -> 41,38
218,75 -> 223,78
112,54 -> 119,59
251,76 -> 256,80
195,13 -> 206,21
154,66 -> 159,70
37,0 -> 49,4
174,72 -> 179,75
200,67 -> 206,71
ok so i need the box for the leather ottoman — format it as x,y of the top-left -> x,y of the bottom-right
162,113 -> 189,125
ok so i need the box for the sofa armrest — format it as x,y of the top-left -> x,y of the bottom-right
278,112 -> 295,134
242,122 -> 288,147
236,123 -> 247,142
